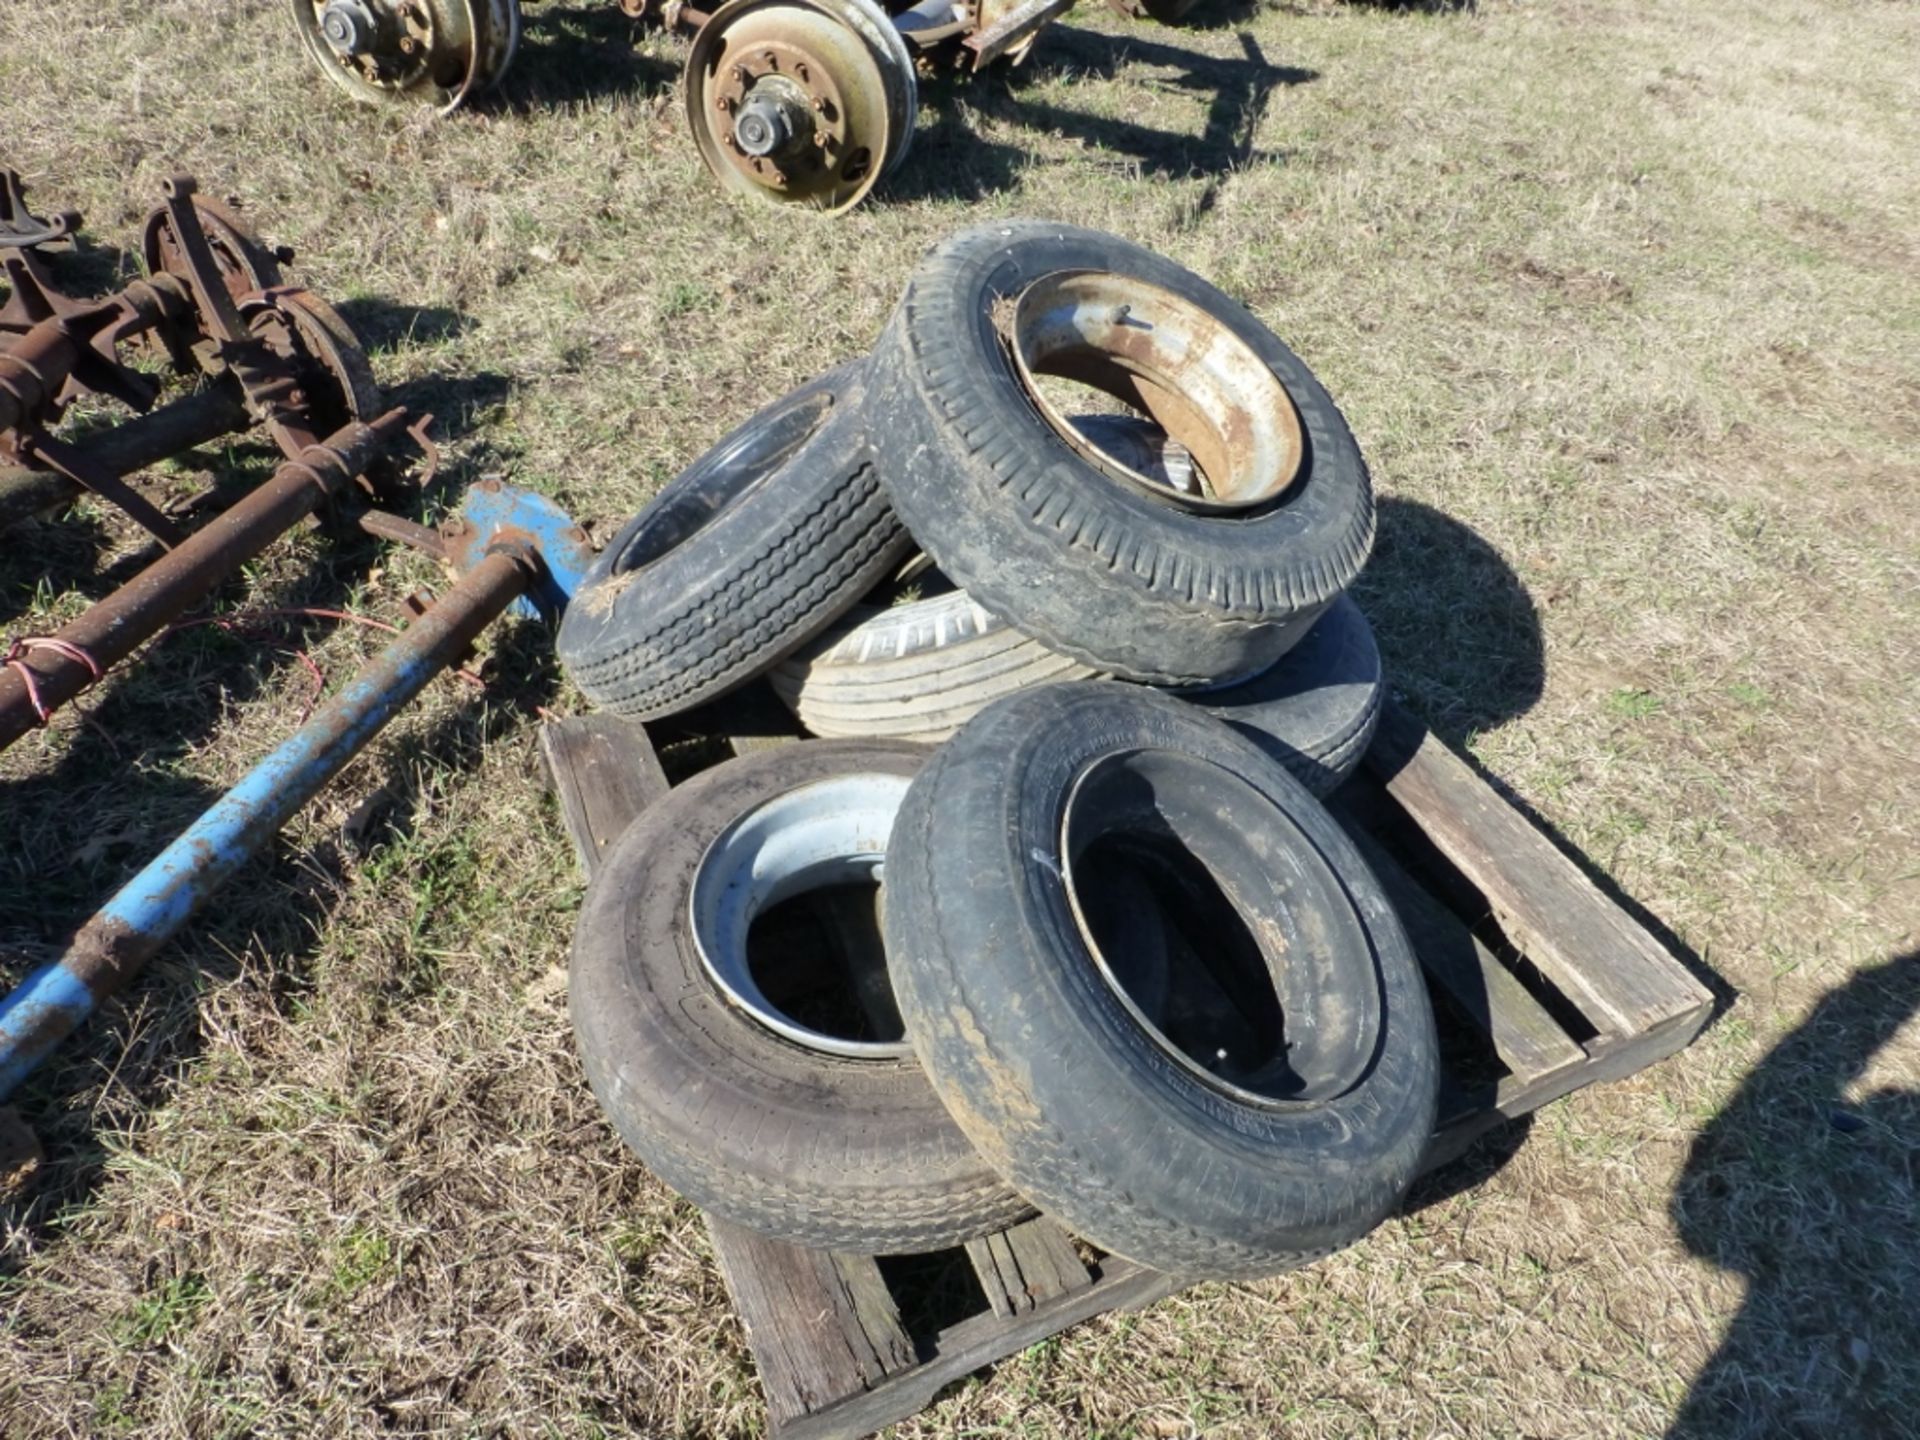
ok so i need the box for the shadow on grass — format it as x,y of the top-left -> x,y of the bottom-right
1354,496 -> 1547,745
1402,1115 -> 1533,1213
331,298 -> 473,354
497,2 -> 678,108
1668,951 -> 1919,1437
883,94 -> 1033,206
1144,0 -> 1269,36
1351,0 -> 1476,13
908,24 -> 1313,214
1354,499 -> 1729,1012
0,374 -> 561,1264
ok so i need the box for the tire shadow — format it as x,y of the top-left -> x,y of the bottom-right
1351,497 -> 1546,747
1667,951 -> 1920,1437
881,94 -> 1033,207
492,2 -> 679,109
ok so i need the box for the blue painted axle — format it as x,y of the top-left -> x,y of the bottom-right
0,479 -> 591,1099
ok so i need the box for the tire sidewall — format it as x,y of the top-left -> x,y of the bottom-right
886,684 -> 1437,1269
874,222 -> 1375,683
570,740 -> 1024,1249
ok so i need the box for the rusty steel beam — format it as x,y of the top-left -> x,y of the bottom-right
0,410 -> 411,751
0,385 -> 252,531
0,314 -> 88,434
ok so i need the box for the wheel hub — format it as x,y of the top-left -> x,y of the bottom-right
733,77 -> 815,159
686,0 -> 914,212
711,36 -> 863,193
319,0 -> 380,56
294,0 -> 521,111
301,0 -> 443,92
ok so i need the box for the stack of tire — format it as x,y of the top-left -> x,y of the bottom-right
558,222 -> 1440,1280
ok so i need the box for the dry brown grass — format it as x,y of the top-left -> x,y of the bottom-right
2,0 -> 1917,1434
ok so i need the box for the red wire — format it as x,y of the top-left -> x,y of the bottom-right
162,605 -> 488,726
4,635 -> 106,725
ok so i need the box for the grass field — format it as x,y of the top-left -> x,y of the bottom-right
2,0 -> 1917,1434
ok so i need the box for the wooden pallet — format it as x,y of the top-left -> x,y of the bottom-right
540,697 -> 1714,1440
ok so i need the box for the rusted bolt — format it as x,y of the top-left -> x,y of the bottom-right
731,64 -> 750,85
717,95 -> 732,113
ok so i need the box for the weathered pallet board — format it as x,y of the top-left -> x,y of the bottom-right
541,695 -> 1714,1440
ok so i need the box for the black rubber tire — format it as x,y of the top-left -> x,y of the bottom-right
866,221 -> 1374,686
569,740 -> 1031,1254
557,361 -> 912,721
1197,593 -> 1384,797
883,683 -> 1438,1278
776,581 -> 1382,790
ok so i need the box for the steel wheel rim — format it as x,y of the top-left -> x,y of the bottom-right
242,289 -> 381,431
1008,269 -> 1306,513
289,0 -> 503,111
1059,747 -> 1382,1107
688,773 -> 914,1060
685,0 -> 915,212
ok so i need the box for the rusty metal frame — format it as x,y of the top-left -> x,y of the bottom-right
1,170 -> 389,747
0,172 -> 376,541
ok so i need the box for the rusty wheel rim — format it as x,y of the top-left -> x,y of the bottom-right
242,289 -> 382,433
1008,269 -> 1306,514
290,0 -> 515,111
141,195 -> 285,303
685,0 -> 915,213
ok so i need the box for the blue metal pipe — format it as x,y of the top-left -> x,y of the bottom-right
0,544 -> 534,1098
